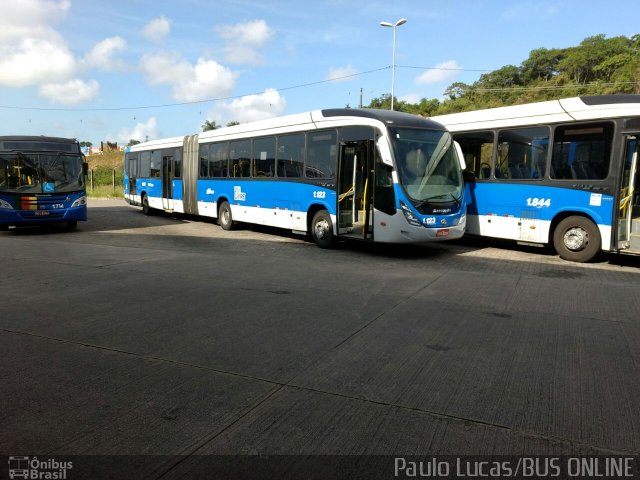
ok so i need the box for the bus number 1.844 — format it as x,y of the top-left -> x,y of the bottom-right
526,197 -> 551,208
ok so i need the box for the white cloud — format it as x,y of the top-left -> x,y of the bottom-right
216,20 -> 273,65
0,0 -> 112,106
116,117 -> 159,144
216,19 -> 273,46
399,93 -> 423,104
1,0 -> 70,29
142,16 -> 171,44
0,36 -> 76,87
327,64 -> 358,82
38,79 -> 99,104
140,51 -> 238,102
83,37 -> 126,71
218,89 -> 287,123
0,0 -> 75,87
415,60 -> 461,85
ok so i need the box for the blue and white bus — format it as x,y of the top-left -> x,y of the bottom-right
124,109 -> 466,247
433,95 -> 640,262
0,136 -> 88,230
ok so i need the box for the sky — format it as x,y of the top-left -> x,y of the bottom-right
0,0 -> 637,146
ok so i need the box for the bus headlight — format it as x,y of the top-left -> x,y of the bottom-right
71,196 -> 87,207
0,199 -> 13,210
400,201 -> 422,227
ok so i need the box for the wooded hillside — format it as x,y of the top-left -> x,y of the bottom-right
368,34 -> 640,115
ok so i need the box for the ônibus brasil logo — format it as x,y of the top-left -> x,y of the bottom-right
8,456 -> 73,479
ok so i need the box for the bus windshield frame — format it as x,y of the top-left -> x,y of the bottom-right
0,150 -> 86,194
390,127 -> 464,208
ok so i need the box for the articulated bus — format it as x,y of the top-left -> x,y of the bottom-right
0,136 -> 88,230
124,109 -> 466,247
433,95 -> 640,262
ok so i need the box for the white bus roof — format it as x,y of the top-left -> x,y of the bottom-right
128,109 -> 448,150
129,136 -> 185,152
198,108 -> 446,142
432,95 -> 640,131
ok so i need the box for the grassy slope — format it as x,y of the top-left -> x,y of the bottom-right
86,150 -> 124,198
86,150 -> 123,170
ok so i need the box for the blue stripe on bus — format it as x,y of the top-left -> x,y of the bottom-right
196,180 -> 337,214
466,183 -> 614,225
173,180 -> 183,200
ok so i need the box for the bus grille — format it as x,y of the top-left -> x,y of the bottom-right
17,194 -> 70,219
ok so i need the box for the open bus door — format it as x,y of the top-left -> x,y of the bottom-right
337,127 -> 374,240
161,153 -> 174,211
619,135 -> 640,252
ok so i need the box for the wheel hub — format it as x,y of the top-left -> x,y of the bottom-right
314,219 -> 329,239
563,227 -> 588,251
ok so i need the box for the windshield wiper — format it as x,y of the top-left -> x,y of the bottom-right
413,193 -> 460,210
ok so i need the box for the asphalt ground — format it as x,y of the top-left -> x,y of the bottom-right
1,199 -> 640,479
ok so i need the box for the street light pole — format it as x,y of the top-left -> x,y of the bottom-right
379,18 -> 406,111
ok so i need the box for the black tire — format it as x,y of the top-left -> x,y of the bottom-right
65,220 -> 78,230
0,225 -> 8,231
310,209 -> 336,248
142,194 -> 152,216
218,201 -> 234,230
552,216 -> 600,262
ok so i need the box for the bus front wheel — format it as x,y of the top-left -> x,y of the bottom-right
310,210 -> 336,248
552,216 -> 600,262
218,201 -> 234,230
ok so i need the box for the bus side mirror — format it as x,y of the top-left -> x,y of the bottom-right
83,162 -> 89,176
454,141 -> 466,170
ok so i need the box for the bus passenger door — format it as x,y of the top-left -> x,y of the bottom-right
619,135 -> 640,252
338,135 -> 374,240
162,154 -> 174,211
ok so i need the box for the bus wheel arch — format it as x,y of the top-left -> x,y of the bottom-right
218,199 -> 234,230
551,213 -> 601,262
308,205 -> 336,248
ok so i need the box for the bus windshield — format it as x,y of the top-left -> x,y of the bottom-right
391,127 -> 463,205
0,152 -> 85,194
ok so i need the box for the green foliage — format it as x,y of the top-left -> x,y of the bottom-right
89,166 -> 124,186
202,120 -> 219,131
367,33 -> 640,115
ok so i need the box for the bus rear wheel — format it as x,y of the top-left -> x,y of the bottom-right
553,216 -> 600,262
218,201 -> 234,230
310,210 -> 336,248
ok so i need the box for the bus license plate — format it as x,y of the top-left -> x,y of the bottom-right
436,229 -> 449,237
35,211 -> 50,216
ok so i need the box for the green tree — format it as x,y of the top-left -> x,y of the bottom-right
202,119 -> 219,132
521,48 -> 564,82
127,139 -> 141,147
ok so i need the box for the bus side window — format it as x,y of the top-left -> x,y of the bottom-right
199,144 -> 209,178
551,122 -> 613,181
497,127 -> 549,180
276,134 -> 305,178
452,131 -> 494,179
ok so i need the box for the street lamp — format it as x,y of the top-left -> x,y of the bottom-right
379,18 -> 407,111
